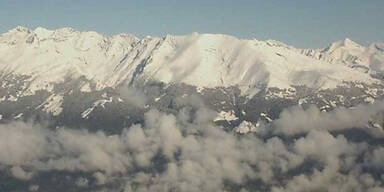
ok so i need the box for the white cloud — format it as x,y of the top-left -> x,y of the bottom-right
0,99 -> 383,191
273,100 -> 384,135
10,166 -> 33,180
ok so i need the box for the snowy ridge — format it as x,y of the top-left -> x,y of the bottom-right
0,26 -> 382,96
298,38 -> 384,76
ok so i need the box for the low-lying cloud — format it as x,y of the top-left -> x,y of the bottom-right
273,100 -> 384,136
0,99 -> 384,191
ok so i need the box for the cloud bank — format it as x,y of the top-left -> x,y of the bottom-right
0,99 -> 384,191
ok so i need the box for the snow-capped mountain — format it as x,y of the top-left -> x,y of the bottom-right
0,26 -> 383,131
299,38 -> 384,77
0,26 -> 380,96
1,27 -> 384,192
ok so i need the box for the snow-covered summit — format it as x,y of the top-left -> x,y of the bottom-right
299,37 -> 384,77
333,38 -> 361,49
0,26 -> 381,96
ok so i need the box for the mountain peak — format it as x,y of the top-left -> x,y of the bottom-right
323,38 -> 361,53
34,27 -> 54,39
56,27 -> 76,32
342,38 -> 361,48
9,26 -> 31,34
53,27 -> 79,37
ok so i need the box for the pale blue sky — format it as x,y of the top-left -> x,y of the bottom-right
0,0 -> 383,48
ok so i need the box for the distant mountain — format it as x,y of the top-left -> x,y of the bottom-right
0,27 -> 381,95
1,26 -> 384,192
298,38 -> 384,78
0,26 -> 383,130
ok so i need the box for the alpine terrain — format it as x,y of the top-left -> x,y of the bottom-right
0,26 -> 384,192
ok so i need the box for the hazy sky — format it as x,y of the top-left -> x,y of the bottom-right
1,0 -> 383,48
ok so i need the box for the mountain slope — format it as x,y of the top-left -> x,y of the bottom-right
0,26 -> 383,126
1,27 -> 384,192
299,38 -> 384,78
0,27 -> 380,97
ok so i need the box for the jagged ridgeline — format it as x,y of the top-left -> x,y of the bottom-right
0,27 -> 384,191
0,26 -> 383,128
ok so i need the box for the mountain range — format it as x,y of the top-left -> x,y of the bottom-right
1,26 -> 384,192
1,26 -> 383,94
0,26 -> 383,129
